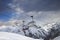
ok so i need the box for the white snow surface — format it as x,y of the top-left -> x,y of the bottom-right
0,32 -> 43,40
53,36 -> 60,40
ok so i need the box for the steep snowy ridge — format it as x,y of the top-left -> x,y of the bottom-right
43,22 -> 60,40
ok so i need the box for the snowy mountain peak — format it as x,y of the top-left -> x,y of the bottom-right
27,21 -> 39,28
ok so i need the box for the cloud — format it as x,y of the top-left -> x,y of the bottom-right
0,0 -> 60,27
0,0 -> 59,26
0,19 -> 23,27
12,0 -> 60,11
8,1 -> 60,25
0,0 -> 12,12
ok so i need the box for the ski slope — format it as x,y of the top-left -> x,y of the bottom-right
0,32 -> 43,40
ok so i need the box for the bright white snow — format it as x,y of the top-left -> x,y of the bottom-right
0,32 -> 43,40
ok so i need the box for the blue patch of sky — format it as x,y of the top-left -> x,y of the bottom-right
0,11 -> 13,21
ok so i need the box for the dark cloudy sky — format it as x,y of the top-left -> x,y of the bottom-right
0,0 -> 60,25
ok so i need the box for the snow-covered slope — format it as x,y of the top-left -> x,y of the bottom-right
0,32 -> 43,40
53,36 -> 60,40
